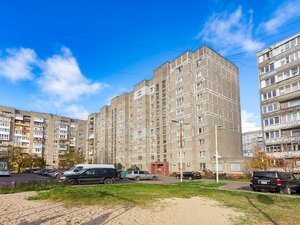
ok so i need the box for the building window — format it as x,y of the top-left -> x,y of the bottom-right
176,87 -> 183,95
199,139 -> 205,145
198,116 -> 203,123
175,77 -> 183,84
199,151 -> 205,157
200,163 -> 206,171
177,141 -> 185,147
176,97 -> 184,105
230,163 -> 241,172
176,109 -> 184,115
198,128 -> 204,134
176,66 -> 182,73
177,152 -> 185,158
265,130 -> 280,139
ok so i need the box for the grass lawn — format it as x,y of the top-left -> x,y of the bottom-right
28,182 -> 300,225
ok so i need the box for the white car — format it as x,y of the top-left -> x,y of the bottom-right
0,169 -> 10,177
126,170 -> 158,181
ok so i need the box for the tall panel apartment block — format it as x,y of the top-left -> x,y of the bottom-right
258,33 -> 300,160
0,106 -> 86,169
89,46 -> 243,174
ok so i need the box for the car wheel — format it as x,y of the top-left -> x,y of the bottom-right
104,178 -> 115,184
152,176 -> 157,180
69,179 -> 79,185
135,176 -> 141,181
176,176 -> 180,179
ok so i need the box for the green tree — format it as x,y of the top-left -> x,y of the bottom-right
9,147 -> 32,173
65,151 -> 85,168
114,163 -> 123,170
33,156 -> 46,168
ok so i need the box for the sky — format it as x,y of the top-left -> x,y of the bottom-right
0,0 -> 300,132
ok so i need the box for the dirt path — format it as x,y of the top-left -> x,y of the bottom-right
0,192 -> 244,225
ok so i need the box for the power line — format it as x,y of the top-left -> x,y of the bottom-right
219,18 -> 300,58
0,22 -> 185,53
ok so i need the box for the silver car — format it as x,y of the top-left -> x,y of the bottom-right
126,170 -> 158,181
0,169 -> 10,177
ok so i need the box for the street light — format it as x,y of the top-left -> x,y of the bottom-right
171,119 -> 189,183
215,125 -> 221,183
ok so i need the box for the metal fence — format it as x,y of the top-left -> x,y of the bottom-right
0,179 -> 65,189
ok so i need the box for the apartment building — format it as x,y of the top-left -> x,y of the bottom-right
242,130 -> 263,157
89,46 -> 243,174
258,33 -> 300,161
0,106 -> 86,169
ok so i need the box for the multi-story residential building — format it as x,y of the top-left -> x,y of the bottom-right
258,33 -> 300,161
0,106 -> 87,169
242,130 -> 263,157
0,108 -> 14,169
89,46 -> 243,174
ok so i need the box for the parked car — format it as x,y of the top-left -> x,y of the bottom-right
126,170 -> 158,181
0,169 -> 10,177
250,171 -> 300,195
176,171 -> 202,180
39,169 -> 51,176
50,170 -> 63,178
58,168 -> 118,185
62,164 -> 115,175
33,169 -> 41,174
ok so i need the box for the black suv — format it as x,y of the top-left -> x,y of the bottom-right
176,171 -> 202,180
250,171 -> 300,195
59,168 -> 118,185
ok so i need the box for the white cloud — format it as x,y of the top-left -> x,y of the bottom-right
64,104 -> 89,120
260,0 -> 300,33
198,6 -> 264,54
241,109 -> 261,133
38,47 -> 105,102
0,48 -> 37,82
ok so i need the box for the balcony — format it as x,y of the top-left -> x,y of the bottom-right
267,151 -> 300,159
59,146 -> 67,151
34,134 -> 43,138
59,125 -> 68,130
265,136 -> 300,145
15,115 -> 23,120
34,117 -> 44,123
88,134 -> 94,140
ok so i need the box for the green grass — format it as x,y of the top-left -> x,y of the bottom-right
28,182 -> 300,224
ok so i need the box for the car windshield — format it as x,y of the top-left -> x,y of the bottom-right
73,166 -> 83,172
0,169 -> 8,172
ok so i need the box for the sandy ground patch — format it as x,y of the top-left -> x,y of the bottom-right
0,192 -> 244,225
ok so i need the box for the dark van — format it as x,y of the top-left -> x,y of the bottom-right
59,168 -> 118,185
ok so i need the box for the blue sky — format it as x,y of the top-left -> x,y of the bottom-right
0,0 -> 300,132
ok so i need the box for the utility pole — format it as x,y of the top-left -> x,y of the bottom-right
215,125 -> 221,183
171,120 -> 189,183
179,122 -> 183,183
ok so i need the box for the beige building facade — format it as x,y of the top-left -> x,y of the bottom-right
0,106 -> 86,169
89,46 -> 243,174
258,33 -> 300,160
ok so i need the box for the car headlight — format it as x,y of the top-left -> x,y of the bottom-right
60,176 -> 66,180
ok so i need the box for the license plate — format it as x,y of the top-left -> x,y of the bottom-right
259,180 -> 269,184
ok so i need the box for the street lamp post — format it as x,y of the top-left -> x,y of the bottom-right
215,125 -> 221,183
171,120 -> 188,183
